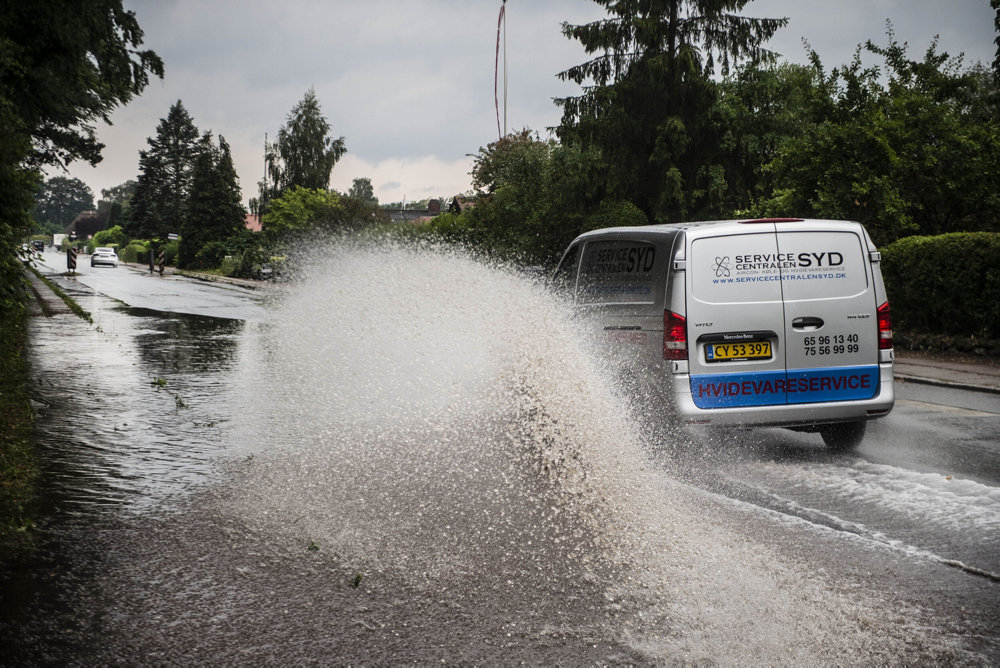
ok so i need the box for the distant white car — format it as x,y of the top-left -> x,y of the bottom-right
91,247 -> 119,268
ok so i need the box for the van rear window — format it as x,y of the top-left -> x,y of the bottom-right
577,241 -> 658,304
775,231 -> 869,300
691,231 -> 869,303
691,233 -> 783,304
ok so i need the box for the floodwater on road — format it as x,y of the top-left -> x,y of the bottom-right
1,242 -> 995,664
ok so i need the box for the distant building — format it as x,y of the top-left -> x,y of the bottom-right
384,199 -> 442,224
382,197 -> 479,224
245,213 -> 262,232
448,196 -> 476,214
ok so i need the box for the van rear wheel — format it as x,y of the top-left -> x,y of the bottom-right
820,420 -> 866,451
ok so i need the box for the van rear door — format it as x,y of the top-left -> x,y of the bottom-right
685,221 -> 881,410
686,226 -> 789,408
774,221 -> 880,404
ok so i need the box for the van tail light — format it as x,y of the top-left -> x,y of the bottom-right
663,311 -> 688,360
877,301 -> 893,350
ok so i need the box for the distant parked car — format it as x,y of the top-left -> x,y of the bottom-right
91,246 -> 119,268
31,240 -> 44,253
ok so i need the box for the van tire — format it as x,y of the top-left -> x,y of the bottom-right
820,420 -> 866,451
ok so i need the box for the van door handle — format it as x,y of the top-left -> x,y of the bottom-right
792,316 -> 824,331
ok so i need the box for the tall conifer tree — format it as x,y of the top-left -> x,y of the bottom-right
556,0 -> 786,221
179,134 -> 246,268
126,100 -> 200,239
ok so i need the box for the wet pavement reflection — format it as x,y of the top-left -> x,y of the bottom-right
31,298 -> 246,515
0,292 -> 258,664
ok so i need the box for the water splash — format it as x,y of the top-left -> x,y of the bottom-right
220,239 -> 961,663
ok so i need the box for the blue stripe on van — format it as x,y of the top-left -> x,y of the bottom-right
690,369 -> 787,408
690,365 -> 879,409
785,365 -> 879,404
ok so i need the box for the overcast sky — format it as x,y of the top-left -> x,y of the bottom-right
63,0 -> 997,208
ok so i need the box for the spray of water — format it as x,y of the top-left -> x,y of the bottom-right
222,238 -> 954,662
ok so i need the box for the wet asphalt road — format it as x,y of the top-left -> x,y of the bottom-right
3,247 -> 998,664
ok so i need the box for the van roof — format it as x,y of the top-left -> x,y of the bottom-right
573,218 -> 862,241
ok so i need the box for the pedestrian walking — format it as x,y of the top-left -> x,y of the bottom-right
148,248 -> 154,274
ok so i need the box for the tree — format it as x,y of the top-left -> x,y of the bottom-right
0,0 -> 161,313
179,134 -> 247,268
348,177 -> 377,205
993,0 -> 1000,85
555,0 -> 786,221
259,89 -> 345,212
715,61 -> 817,212
31,176 -> 95,229
753,32 -> 1000,245
98,179 -> 138,230
261,186 -> 345,238
126,101 -> 201,240
445,129 -> 640,265
98,180 -> 137,211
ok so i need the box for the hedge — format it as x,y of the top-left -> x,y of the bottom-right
881,232 -> 1000,340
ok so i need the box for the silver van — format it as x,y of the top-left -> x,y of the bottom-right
553,218 -> 894,450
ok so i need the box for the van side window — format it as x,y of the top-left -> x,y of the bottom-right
552,242 -> 582,291
577,240 -> 658,305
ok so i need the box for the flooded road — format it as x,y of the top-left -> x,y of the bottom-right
2,243 -> 998,664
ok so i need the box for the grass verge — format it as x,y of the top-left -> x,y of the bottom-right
29,265 -> 92,323
0,302 -> 38,567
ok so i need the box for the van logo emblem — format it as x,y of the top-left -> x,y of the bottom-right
713,256 -> 731,277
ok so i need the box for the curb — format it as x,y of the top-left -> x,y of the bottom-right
893,372 -> 1000,395
119,262 -> 268,290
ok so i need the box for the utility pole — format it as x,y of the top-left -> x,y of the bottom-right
495,0 -> 507,140
502,0 -> 507,137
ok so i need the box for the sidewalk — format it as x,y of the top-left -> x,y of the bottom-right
894,350 -> 1000,394
119,261 -> 270,290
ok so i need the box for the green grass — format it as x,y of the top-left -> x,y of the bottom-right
0,303 -> 39,566
29,265 -> 92,323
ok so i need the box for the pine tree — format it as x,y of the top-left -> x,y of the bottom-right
555,0 -> 786,221
179,134 -> 247,268
125,100 -> 201,239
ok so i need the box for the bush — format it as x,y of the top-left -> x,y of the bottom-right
220,255 -> 240,277
583,199 -> 648,233
92,225 -> 127,249
164,239 -> 179,266
881,233 -> 1000,339
192,240 -> 230,269
121,242 -> 148,264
